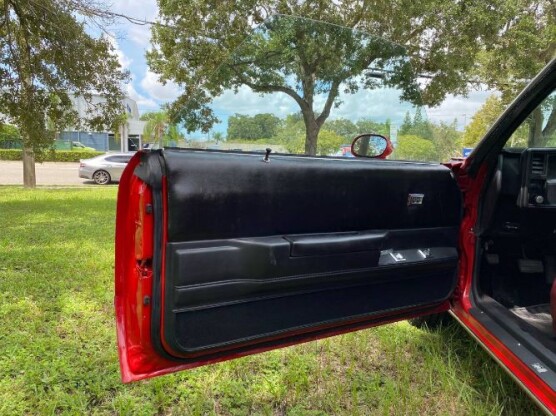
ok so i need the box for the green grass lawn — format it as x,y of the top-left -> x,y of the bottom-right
0,187 -> 542,415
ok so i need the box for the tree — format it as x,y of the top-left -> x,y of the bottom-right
254,113 -> 282,139
399,108 -> 434,139
399,112 -> 413,136
431,120 -> 462,161
141,111 -> 169,147
148,2 -> 517,156
213,131 -> 224,143
227,114 -> 262,140
462,95 -> 505,147
284,129 -> 344,156
393,135 -> 437,162
141,111 -> 186,147
356,119 -> 390,137
0,0 -> 128,187
275,113 -> 305,150
226,113 -> 281,140
0,124 -> 21,148
166,124 -> 185,146
475,0 -> 555,147
323,118 -> 357,141
316,130 -> 345,156
411,108 -> 434,139
525,95 -> 556,147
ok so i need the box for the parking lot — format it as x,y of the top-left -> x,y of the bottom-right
0,161 -> 107,186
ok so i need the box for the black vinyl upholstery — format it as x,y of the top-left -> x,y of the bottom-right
137,149 -> 462,358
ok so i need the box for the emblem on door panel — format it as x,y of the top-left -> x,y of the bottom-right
407,193 -> 424,206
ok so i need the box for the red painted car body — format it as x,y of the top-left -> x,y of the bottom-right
115,59 -> 556,414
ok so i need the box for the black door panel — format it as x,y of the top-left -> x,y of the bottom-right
135,149 -> 462,359
162,150 -> 461,242
169,266 -> 457,354
167,235 -> 458,308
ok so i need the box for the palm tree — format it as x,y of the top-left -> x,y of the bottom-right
141,111 -> 169,147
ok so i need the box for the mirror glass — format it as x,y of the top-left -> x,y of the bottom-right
351,134 -> 389,158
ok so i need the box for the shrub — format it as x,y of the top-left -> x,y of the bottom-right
392,135 -> 437,162
0,149 -> 22,160
0,149 -> 104,162
47,150 -> 104,162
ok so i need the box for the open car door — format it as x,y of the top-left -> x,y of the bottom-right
114,16 -> 463,382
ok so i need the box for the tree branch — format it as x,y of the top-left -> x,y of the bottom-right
244,79 -> 310,112
224,61 -> 310,112
316,79 -> 340,126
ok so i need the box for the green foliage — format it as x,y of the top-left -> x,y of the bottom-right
0,187 -> 538,414
315,130 -> 346,156
323,119 -> 358,141
400,112 -> 413,135
227,113 -> 282,140
283,129 -> 344,156
522,94 -> 556,147
0,0 -> 129,154
356,118 -> 391,137
474,1 -> 555,148
223,111 -> 461,161
393,135 -> 437,162
141,111 -> 168,146
399,108 -> 434,139
462,95 -> 505,147
213,131 -> 224,143
431,121 -> 462,161
141,111 -> 185,146
0,149 -> 103,162
274,113 -> 306,151
0,124 -> 20,142
149,4 -> 514,155
148,1 -> 554,156
476,0 -> 555,101
320,118 -> 391,142
321,118 -> 392,142
0,149 -> 22,160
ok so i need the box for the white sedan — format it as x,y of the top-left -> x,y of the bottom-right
79,153 -> 135,185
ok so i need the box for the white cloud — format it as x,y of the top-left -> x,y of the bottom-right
426,90 -> 494,129
212,85 -> 297,118
140,69 -> 181,101
108,37 -> 132,70
322,88 -> 414,126
126,83 -> 158,110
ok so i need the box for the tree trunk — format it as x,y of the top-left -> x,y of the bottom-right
528,107 -> 545,147
22,147 -> 36,188
542,103 -> 556,141
303,114 -> 320,156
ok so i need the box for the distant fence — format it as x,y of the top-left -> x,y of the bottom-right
59,131 -> 109,151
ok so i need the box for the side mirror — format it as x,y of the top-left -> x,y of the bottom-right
351,133 -> 393,159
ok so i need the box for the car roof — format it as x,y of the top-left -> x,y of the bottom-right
84,152 -> 135,161
103,152 -> 135,156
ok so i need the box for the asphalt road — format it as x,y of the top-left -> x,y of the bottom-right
0,161 -> 107,186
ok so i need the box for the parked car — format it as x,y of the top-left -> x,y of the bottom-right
71,141 -> 96,151
79,153 -> 134,185
113,17 -> 556,413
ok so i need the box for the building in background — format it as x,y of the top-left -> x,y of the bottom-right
59,95 -> 146,152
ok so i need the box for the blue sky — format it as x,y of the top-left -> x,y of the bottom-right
109,1 -> 493,136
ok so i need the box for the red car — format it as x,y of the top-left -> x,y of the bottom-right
115,59 -> 556,413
